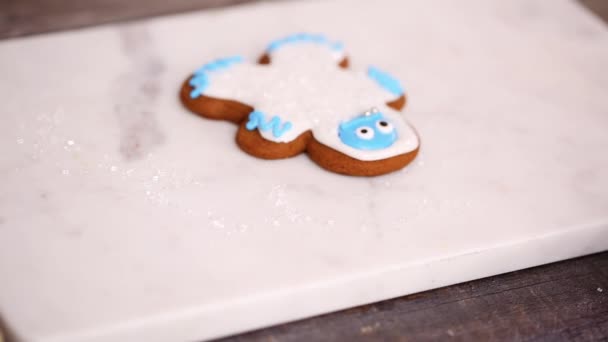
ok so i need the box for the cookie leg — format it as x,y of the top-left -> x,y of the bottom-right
387,94 -> 407,111
236,122 -> 312,160
180,78 -> 253,124
307,137 -> 419,177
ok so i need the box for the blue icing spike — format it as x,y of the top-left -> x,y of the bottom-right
339,111 -> 398,150
216,59 -> 231,67
330,42 -> 344,51
188,74 -> 206,87
272,119 -> 293,137
367,66 -> 404,96
190,88 -> 203,98
310,34 -> 325,43
245,111 -> 260,130
228,56 -> 244,64
246,111 -> 292,138
268,41 -> 282,51
189,55 -> 244,99
265,33 -> 344,54
204,62 -> 219,71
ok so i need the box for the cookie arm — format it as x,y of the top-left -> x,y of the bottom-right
180,56 -> 256,123
367,66 -> 407,111
258,33 -> 348,68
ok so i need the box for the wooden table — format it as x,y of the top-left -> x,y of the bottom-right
1,1 -> 607,341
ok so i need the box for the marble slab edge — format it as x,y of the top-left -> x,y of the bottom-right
11,221 -> 605,342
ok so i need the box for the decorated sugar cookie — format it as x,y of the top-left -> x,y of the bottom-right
180,33 -> 420,176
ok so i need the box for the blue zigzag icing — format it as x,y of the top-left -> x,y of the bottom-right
189,55 -> 244,98
245,110 -> 293,138
367,66 -> 404,96
266,33 -> 343,53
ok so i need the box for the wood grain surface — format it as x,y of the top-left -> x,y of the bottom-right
1,1 -> 607,342
221,252 -> 608,342
0,0 -> 260,39
1,0 -> 607,40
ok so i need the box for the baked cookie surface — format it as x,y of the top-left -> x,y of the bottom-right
180,33 -> 420,176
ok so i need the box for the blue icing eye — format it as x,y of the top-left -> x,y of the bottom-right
339,112 -> 397,150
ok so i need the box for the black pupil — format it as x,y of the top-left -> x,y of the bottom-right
379,121 -> 388,127
361,129 -> 368,134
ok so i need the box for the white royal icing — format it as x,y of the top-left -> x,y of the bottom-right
197,39 -> 419,161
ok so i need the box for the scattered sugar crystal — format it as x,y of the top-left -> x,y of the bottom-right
212,219 -> 225,229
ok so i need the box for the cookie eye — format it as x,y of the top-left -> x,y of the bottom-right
376,120 -> 394,134
356,126 -> 375,140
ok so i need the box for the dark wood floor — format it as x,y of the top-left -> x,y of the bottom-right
1,1 -> 607,341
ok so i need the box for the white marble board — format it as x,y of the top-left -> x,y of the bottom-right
1,0 -> 608,341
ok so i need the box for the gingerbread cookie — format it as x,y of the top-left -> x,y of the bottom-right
180,33 -> 419,176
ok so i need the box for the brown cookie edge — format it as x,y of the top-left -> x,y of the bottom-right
236,122 -> 312,160
387,94 -> 407,111
307,137 -> 419,177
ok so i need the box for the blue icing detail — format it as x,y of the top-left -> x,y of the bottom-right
266,33 -> 343,53
246,111 -> 293,138
367,66 -> 404,96
189,74 -> 207,87
330,42 -> 344,51
269,41 -> 282,51
339,112 -> 397,150
189,55 -> 244,98
310,34 -> 325,43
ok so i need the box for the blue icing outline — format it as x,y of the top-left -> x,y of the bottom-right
189,55 -> 244,98
339,112 -> 398,150
266,33 -> 344,53
367,66 -> 404,96
246,110 -> 293,138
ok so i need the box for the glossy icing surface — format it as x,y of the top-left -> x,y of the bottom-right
192,35 -> 419,161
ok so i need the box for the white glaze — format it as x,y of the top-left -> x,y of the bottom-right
269,42 -> 346,65
200,44 -> 419,161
